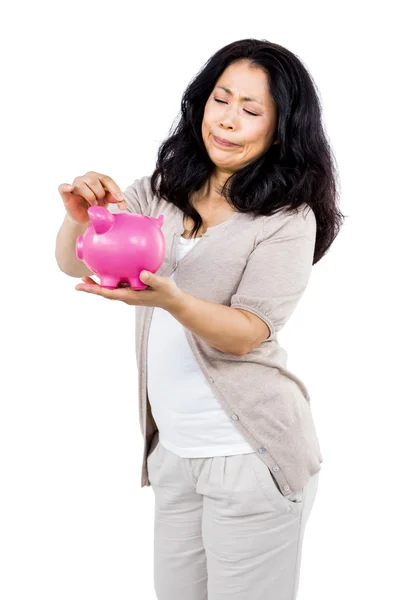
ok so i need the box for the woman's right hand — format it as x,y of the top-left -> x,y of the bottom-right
58,171 -> 128,224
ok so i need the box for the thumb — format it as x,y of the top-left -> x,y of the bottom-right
140,270 -> 152,283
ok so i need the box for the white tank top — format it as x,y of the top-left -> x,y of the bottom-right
146,234 -> 255,457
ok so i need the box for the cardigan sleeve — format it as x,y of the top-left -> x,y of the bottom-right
230,204 -> 317,338
108,175 -> 152,216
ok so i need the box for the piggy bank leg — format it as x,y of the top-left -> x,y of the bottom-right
128,275 -> 148,290
99,276 -> 121,289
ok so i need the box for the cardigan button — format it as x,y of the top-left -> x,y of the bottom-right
231,414 -> 239,421
272,465 -> 279,472
209,377 -> 214,382
258,447 -> 266,453
283,484 -> 290,492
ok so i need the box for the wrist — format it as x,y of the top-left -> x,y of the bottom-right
65,212 -> 90,227
164,287 -> 187,313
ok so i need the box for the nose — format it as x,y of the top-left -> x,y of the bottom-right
219,105 -> 238,130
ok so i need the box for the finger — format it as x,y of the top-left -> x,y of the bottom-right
75,282 -> 133,300
70,181 -> 98,206
83,176 -> 109,204
89,172 -> 126,205
75,283 -> 99,292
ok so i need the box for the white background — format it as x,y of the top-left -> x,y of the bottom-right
1,1 -> 398,598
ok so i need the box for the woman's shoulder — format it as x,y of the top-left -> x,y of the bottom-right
258,202 -> 316,242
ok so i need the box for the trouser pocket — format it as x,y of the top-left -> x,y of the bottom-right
250,454 -> 303,514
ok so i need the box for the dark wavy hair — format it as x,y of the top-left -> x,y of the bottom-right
150,38 -> 345,264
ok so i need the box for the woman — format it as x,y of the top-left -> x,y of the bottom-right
56,38 -> 344,600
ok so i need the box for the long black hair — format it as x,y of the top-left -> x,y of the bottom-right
150,38 -> 345,264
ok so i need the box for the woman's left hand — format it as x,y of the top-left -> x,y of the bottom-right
75,270 -> 184,310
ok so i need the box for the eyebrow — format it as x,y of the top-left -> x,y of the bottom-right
216,86 -> 263,106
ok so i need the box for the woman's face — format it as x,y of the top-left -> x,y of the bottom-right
202,60 -> 278,177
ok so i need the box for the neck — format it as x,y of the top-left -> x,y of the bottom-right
193,174 -> 233,211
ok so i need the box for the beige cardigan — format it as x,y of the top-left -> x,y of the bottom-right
120,175 -> 323,496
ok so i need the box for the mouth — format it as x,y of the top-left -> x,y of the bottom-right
213,135 -> 239,148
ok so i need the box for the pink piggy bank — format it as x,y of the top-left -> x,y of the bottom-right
76,206 -> 166,290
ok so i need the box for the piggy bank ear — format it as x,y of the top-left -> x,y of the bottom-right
154,214 -> 164,227
88,206 -> 115,234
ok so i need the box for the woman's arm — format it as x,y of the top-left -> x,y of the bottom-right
167,292 -> 270,356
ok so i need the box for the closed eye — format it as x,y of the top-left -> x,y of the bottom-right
214,98 -> 258,116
